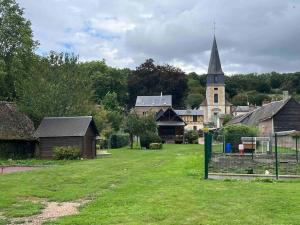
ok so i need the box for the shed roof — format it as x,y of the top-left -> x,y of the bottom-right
0,101 -> 35,141
34,116 -> 98,138
135,95 -> 172,107
229,98 -> 292,126
174,109 -> 203,116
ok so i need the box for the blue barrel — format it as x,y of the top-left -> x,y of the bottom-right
225,143 -> 232,153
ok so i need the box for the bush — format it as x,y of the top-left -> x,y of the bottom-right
140,133 -> 161,149
224,124 -> 258,152
53,146 -> 81,160
184,130 -> 199,144
149,143 -> 162,150
110,134 -> 129,149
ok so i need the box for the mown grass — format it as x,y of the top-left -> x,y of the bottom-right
0,144 -> 300,224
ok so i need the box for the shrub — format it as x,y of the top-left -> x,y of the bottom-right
110,134 -> 129,149
140,133 -> 161,149
53,146 -> 81,160
184,130 -> 199,144
149,143 -> 162,150
223,124 -> 258,152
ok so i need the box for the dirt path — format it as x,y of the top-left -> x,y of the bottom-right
6,198 -> 90,225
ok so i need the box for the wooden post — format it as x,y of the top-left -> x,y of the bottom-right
204,132 -> 212,179
275,133 -> 279,180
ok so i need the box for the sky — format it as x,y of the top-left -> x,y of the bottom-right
17,0 -> 300,74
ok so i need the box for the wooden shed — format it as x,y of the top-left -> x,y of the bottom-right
34,116 -> 99,159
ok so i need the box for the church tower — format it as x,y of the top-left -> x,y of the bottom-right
201,35 -> 231,128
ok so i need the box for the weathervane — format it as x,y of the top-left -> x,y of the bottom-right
213,21 -> 216,36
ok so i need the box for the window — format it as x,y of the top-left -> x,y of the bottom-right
193,126 -> 197,131
214,87 -> 218,90
214,94 -> 218,103
193,115 -> 197,122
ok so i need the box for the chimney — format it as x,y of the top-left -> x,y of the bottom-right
283,91 -> 289,101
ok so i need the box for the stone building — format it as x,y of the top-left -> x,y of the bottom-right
174,109 -> 204,131
200,36 -> 232,128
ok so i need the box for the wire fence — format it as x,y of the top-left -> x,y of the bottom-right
204,130 -> 300,179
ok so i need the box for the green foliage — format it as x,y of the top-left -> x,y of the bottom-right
110,134 -> 129,149
223,114 -> 234,126
16,52 -> 94,126
0,0 -> 38,100
128,59 -> 188,108
184,130 -> 199,144
53,146 -> 81,160
0,141 -> 35,159
224,124 -> 258,152
149,143 -> 163,150
140,132 -> 161,149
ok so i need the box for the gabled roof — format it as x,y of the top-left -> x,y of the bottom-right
34,116 -> 98,138
174,109 -> 203,116
0,101 -> 35,141
208,36 -> 223,75
233,105 -> 257,113
156,108 -> 186,126
229,98 -> 294,126
135,95 -> 172,107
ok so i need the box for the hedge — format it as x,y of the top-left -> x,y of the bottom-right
110,134 -> 129,149
140,133 -> 161,149
149,143 -> 162,150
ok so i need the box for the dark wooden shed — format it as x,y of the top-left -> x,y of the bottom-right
34,116 -> 99,159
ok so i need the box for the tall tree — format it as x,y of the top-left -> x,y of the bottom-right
16,52 -> 94,126
128,59 -> 188,108
0,0 -> 38,100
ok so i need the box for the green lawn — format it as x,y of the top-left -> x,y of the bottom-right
1,144 -> 300,224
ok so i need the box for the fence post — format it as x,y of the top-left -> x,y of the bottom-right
275,133 -> 279,180
204,132 -> 212,179
296,137 -> 299,163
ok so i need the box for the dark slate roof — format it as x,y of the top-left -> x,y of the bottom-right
233,105 -> 257,113
34,116 -> 98,138
208,36 -> 223,75
135,95 -> 172,107
174,109 -> 203,116
156,108 -> 186,126
0,101 -> 35,141
229,98 -> 292,126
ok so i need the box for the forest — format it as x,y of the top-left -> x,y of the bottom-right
1,0 -> 300,137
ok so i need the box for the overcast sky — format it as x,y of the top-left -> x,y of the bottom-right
17,0 -> 300,74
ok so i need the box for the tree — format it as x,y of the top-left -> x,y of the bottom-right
16,52 -> 94,126
0,0 -> 38,100
123,111 -> 143,149
128,59 -> 188,108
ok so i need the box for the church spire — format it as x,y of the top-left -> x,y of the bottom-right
207,35 -> 223,75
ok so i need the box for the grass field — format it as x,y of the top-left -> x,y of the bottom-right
1,144 -> 300,224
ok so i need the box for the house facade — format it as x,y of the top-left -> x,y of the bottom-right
174,110 -> 204,131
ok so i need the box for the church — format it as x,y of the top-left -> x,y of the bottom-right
199,35 -> 232,128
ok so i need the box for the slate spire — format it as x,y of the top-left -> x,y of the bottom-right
208,35 -> 223,75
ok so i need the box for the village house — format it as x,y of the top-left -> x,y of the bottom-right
135,95 -> 172,116
174,109 -> 204,131
34,116 -> 98,159
0,101 -> 36,159
229,97 -> 300,136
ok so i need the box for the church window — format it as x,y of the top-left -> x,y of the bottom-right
214,94 -> 218,103
214,87 -> 218,90
193,115 -> 197,122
